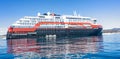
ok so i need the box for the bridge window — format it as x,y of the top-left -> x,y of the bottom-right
39,16 -> 45,18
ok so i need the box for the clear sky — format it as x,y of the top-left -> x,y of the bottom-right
0,0 -> 120,29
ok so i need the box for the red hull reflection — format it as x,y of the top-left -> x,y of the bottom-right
7,38 -> 40,54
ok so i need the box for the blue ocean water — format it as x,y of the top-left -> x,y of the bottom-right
0,34 -> 120,59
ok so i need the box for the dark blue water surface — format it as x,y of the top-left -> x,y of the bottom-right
0,33 -> 120,59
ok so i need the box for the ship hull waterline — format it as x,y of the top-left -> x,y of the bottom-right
7,28 -> 102,39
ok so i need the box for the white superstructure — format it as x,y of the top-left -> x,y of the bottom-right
11,12 -> 97,28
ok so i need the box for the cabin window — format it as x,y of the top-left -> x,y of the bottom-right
55,17 -> 60,19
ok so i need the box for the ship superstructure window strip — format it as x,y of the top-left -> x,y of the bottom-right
65,17 -> 92,22
66,17 -> 81,19
11,25 -> 33,28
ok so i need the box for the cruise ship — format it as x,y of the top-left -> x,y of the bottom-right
7,12 -> 102,39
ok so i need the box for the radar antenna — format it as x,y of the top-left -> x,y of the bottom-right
73,11 -> 77,16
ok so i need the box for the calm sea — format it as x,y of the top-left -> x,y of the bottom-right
0,33 -> 120,59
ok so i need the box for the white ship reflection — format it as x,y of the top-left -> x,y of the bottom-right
7,36 -> 103,59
